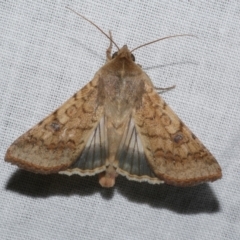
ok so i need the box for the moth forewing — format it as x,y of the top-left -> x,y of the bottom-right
133,82 -> 222,187
5,10 -> 222,188
5,75 -> 104,174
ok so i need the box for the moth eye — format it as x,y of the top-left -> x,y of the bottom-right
112,52 -> 118,59
131,53 -> 135,62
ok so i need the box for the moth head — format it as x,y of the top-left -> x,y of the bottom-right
112,51 -> 135,62
111,45 -> 136,62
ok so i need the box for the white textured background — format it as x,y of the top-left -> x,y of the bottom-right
1,1 -> 240,239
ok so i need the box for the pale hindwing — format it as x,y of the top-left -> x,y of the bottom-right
116,118 -> 163,184
5,75 -> 104,173
60,116 -> 107,176
133,82 -> 222,187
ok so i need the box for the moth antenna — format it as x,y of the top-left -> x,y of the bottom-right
131,34 -> 196,53
66,6 -> 120,50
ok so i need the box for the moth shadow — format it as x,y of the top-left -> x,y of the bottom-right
6,170 -> 220,213
143,61 -> 199,71
116,176 -> 221,214
6,170 -> 114,199
69,38 -> 106,62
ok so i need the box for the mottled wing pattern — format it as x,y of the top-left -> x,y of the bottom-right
133,82 -> 222,187
5,75 -> 105,174
60,116 -> 108,176
116,118 -> 163,184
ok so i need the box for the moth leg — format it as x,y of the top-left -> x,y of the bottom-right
155,84 -> 176,93
106,31 -> 113,62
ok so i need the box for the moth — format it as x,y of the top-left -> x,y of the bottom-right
5,8 -> 222,188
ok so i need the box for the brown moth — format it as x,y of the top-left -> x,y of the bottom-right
5,8 -> 222,188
